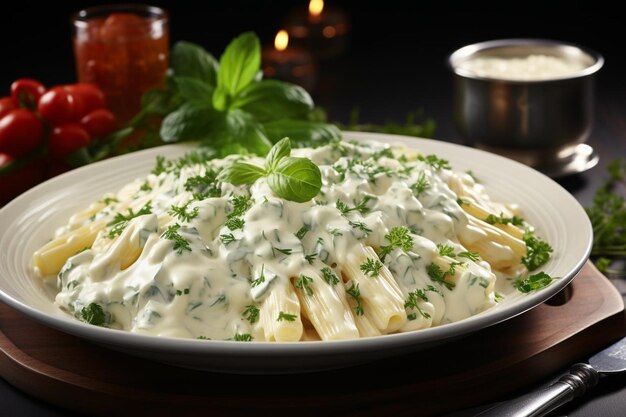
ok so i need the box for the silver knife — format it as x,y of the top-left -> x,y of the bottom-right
476,334 -> 626,417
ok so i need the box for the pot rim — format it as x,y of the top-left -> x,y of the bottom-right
447,38 -> 604,84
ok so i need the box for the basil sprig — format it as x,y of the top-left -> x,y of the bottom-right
129,32 -> 339,157
219,137 -> 321,203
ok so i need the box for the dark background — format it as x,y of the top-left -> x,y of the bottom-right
1,2 -> 623,142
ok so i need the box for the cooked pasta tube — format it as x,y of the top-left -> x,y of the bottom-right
331,275 -> 381,337
89,214 -> 158,281
292,269 -> 359,341
466,216 -> 526,258
67,201 -> 106,229
33,219 -> 107,276
341,244 -> 406,333
258,276 -> 303,342
460,200 -> 524,240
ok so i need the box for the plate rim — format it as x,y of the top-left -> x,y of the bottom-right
0,131 -> 593,359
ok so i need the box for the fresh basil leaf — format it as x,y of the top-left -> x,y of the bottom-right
174,76 -> 214,106
212,84 -> 230,111
160,105 -> 224,143
265,137 -> 291,171
223,110 -> 272,156
266,156 -> 322,202
140,87 -> 180,117
171,41 -> 219,87
217,32 -> 261,98
218,161 -> 266,185
230,80 -> 313,121
262,119 -> 341,147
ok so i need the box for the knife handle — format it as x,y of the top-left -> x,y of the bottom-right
475,363 -> 599,417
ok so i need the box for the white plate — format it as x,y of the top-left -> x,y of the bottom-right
0,131 -> 592,374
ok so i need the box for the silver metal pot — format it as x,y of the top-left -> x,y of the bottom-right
448,39 -> 603,171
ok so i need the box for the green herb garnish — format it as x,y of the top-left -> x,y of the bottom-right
162,223 -> 192,254
107,202 -> 153,239
404,289 -> 431,319
360,258 -> 383,277
522,232 -> 553,271
277,311 -> 297,322
169,202 -> 199,223
234,333 -> 253,342
81,303 -> 106,326
243,305 -> 260,323
513,272 -> 555,293
320,267 -> 340,286
219,137 -> 322,202
346,281 -> 364,316
294,274 -> 314,296
379,226 -> 413,261
426,263 -> 456,290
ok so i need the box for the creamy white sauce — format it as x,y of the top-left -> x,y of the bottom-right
458,54 -> 587,80
46,140 -> 529,341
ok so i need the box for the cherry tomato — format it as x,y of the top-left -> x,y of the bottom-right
48,123 -> 91,159
64,83 -> 106,119
0,109 -> 44,157
0,153 -> 46,205
11,78 -> 46,109
0,97 -> 16,119
80,109 -> 117,138
38,87 -> 76,125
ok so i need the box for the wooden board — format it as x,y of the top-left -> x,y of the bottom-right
0,262 -> 624,417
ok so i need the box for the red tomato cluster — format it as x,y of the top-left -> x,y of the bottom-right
0,78 -> 117,204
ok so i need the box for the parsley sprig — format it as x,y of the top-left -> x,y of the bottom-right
162,223 -> 192,254
107,202 -> 153,239
379,226 -> 413,261
404,289 -> 431,320
360,258 -> 383,277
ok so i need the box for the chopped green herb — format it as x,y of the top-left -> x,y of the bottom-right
410,171 -> 430,197
522,232 -> 553,271
152,155 -> 170,175
305,252 -> 317,264
360,257 -> 383,277
295,274 -> 314,296
404,289 -> 431,319
418,154 -> 451,170
243,305 -> 260,323
296,226 -> 309,240
348,220 -> 372,235
162,223 -> 192,254
107,202 -> 153,239
81,303 -> 106,326
484,213 -> 525,227
458,251 -> 480,262
426,263 -> 455,290
250,265 -> 265,287
273,247 -> 293,256
457,197 -> 470,206
224,217 -> 245,231
328,228 -> 343,237
219,233 -> 237,245
169,202 -> 199,223
277,311 -> 297,322
447,261 -> 464,276
336,196 -> 374,215
379,226 -> 413,261
197,336 -> 209,340
230,195 -> 253,218
346,281 -> 364,316
513,272 -> 555,293
101,196 -> 119,205
140,181 -> 152,192
184,170 -> 221,200
320,267 -> 340,286
234,333 -> 253,342
175,288 -> 190,296
437,244 -> 456,257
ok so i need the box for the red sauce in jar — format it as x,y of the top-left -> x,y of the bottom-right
73,7 -> 169,124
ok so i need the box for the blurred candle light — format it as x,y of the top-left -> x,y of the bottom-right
284,0 -> 349,60
262,30 -> 317,92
